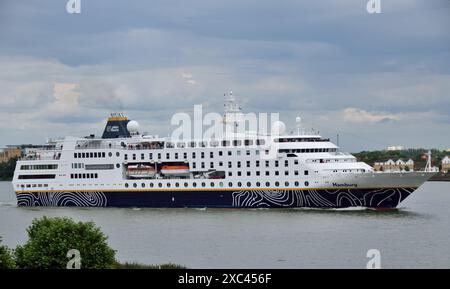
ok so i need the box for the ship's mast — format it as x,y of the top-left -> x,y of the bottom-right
223,91 -> 243,132
424,150 -> 432,172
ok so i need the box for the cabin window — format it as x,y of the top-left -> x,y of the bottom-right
222,140 -> 230,147
232,140 -> 241,146
177,142 -> 185,148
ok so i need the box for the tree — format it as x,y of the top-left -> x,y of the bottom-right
15,217 -> 116,269
0,237 -> 15,269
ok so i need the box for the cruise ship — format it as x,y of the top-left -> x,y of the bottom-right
12,94 -> 434,208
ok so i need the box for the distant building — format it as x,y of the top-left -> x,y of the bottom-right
373,159 -> 414,172
387,146 -> 405,151
442,156 -> 450,173
0,147 -> 21,163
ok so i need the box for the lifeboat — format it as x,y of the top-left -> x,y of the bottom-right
160,164 -> 190,176
127,164 -> 156,179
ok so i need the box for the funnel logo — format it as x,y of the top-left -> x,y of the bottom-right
106,126 -> 119,133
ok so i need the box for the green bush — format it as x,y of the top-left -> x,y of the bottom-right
15,216 -> 116,269
112,262 -> 186,269
0,237 -> 16,269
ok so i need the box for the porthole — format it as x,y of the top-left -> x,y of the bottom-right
184,182 -> 188,187
305,181 -> 309,186
158,183 -> 162,188
141,183 -> 145,188
116,163 -> 120,168
116,152 -> 120,157
219,182 -> 224,187
167,183 -> 171,188
256,182 -> 260,187
150,183 -> 154,188
237,182 -> 242,187
265,182 -> 270,187
210,182 -> 215,187
108,152 -> 113,157
193,182 -> 197,187
201,182 -> 206,187
285,181 -> 289,186
247,182 -> 251,187
175,182 -> 180,187
228,182 -> 233,187
133,183 -> 137,188
275,181 -> 279,187
295,181 -> 299,186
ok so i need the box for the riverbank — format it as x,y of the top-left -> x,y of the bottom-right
429,172 -> 450,182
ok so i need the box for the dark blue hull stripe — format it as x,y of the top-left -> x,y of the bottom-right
16,187 -> 416,208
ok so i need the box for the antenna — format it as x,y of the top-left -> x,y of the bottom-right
295,116 -> 302,135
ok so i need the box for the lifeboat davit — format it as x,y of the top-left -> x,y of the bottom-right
160,165 -> 190,176
127,164 -> 156,179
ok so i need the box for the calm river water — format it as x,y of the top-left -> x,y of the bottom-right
0,181 -> 449,268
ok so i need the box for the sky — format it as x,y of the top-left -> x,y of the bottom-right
0,0 -> 449,152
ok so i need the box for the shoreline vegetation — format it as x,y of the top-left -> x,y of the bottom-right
0,216 -> 186,269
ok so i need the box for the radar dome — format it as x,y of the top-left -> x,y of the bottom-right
271,121 -> 286,135
127,120 -> 140,133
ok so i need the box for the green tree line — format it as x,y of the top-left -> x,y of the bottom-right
0,157 -> 17,181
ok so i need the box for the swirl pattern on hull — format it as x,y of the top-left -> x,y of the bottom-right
231,188 -> 415,208
17,192 -> 107,207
